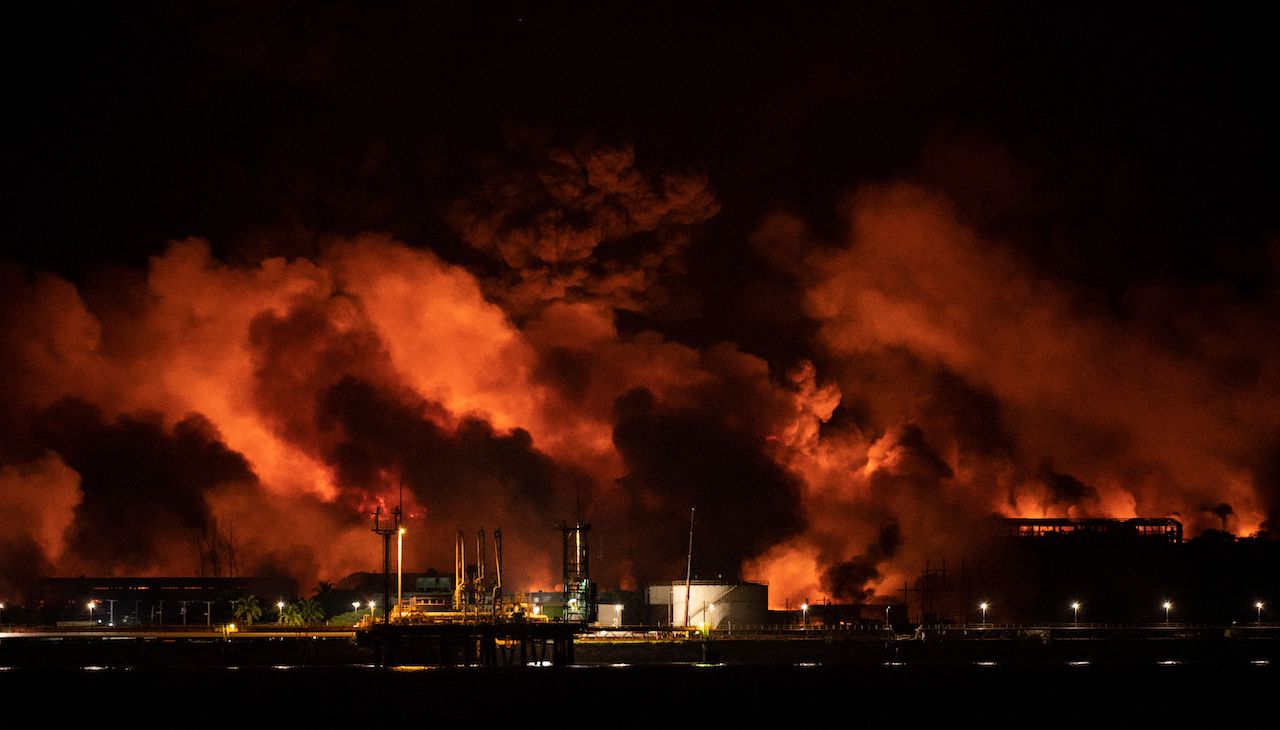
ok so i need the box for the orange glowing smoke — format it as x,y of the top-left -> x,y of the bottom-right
2,147 -> 1277,607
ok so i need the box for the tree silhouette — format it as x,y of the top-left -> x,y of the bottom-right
280,602 -> 303,626
231,595 -> 262,626
298,598 -> 325,625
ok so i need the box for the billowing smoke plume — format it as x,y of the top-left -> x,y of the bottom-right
31,400 -> 256,575
447,138 -> 720,318
746,182 -> 1280,603
2,142 -> 1277,607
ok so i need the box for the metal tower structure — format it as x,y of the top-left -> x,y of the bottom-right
558,520 -> 594,622
372,505 -> 400,625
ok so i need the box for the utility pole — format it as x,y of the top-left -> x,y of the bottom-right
684,507 -> 695,628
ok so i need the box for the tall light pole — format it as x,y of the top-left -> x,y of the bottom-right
1071,602 -> 1080,625
87,600 -> 96,622
368,600 -> 375,620
1,602 -> 6,624
979,602 -> 989,626
1256,601 -> 1264,623
801,602 -> 809,628
1163,601 -> 1172,623
397,526 -> 406,621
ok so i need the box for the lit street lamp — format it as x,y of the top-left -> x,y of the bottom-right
277,600 -> 285,623
800,602 -> 809,628
1163,601 -> 1172,623
87,600 -> 96,622
1256,602 -> 1264,623
1071,602 -> 1081,625
397,526 -> 406,619
979,602 -> 989,626
368,600 -> 376,619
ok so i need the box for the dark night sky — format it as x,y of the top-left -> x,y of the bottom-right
8,3 -> 1274,296
2,2 -> 1277,602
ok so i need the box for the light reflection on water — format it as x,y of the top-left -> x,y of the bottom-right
0,657 -> 1271,673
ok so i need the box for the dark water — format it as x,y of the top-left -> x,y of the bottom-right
2,660 -> 1273,724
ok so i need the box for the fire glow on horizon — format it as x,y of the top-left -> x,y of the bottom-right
1,142 -> 1278,609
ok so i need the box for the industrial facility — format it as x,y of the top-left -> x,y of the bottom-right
1004,517 -> 1183,542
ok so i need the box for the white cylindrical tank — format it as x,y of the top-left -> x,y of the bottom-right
667,581 -> 767,629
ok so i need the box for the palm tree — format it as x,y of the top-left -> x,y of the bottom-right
231,595 -> 262,626
298,598 -> 325,625
280,602 -> 303,627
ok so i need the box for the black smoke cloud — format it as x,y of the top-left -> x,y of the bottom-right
1253,439 -> 1280,538
868,425 -> 955,494
243,283 -> 586,588
248,295 -> 578,516
447,138 -> 720,318
0,536 -> 51,602
317,376 -> 573,518
32,399 -> 257,574
823,521 -> 902,603
247,299 -> 420,458
611,386 -> 807,582
1037,460 -> 1099,508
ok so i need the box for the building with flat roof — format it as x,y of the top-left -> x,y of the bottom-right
1003,517 -> 1183,543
